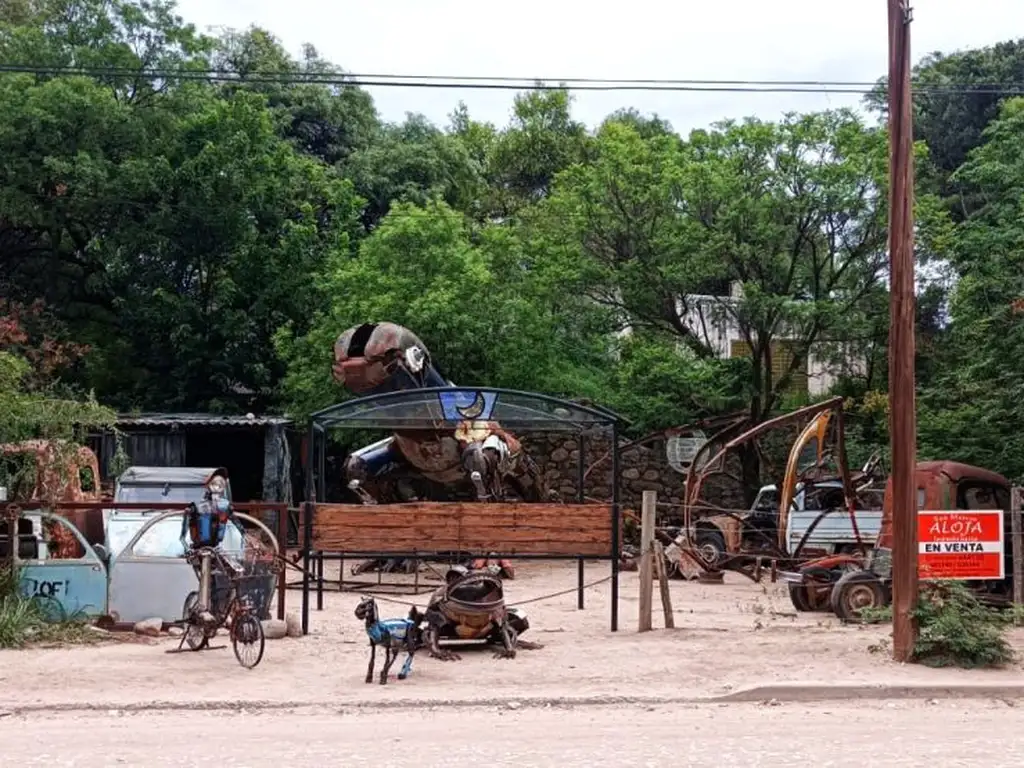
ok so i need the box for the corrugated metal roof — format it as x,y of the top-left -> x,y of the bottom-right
114,413 -> 292,427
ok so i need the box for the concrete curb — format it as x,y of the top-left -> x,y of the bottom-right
713,682 -> 1024,703
4,683 -> 1024,715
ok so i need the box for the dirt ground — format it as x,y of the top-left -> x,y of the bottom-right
4,701 -> 1023,767
2,559 -> 1024,710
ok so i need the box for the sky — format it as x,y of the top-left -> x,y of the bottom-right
171,0 -> 1024,135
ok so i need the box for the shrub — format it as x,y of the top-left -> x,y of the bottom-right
862,581 -> 1017,669
912,582 -> 1015,668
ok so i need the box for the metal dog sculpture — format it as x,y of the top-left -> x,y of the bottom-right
354,596 -> 423,684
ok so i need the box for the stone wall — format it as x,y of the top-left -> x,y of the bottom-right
521,433 -> 747,521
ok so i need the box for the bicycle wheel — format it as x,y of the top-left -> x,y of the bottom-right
182,592 -> 208,651
231,612 -> 265,669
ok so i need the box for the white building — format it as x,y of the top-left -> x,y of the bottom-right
619,282 -> 865,398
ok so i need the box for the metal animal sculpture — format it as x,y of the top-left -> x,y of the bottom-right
333,322 -> 552,506
354,596 -> 423,684
421,566 -> 541,661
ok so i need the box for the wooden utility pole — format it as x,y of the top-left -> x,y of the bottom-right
887,0 -> 918,663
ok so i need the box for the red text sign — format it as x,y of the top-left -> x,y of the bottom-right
918,510 -> 1004,581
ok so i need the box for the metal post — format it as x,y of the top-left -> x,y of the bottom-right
316,425 -> 326,503
577,433 -> 586,610
887,0 -> 918,664
316,551 -> 324,611
610,423 -> 620,632
4,504 -> 20,570
305,419 -> 315,504
1012,488 -> 1023,611
198,550 -> 212,612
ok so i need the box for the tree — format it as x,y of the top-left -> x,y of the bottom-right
274,200 -> 609,420
0,300 -> 114,447
99,88 -> 360,411
1,5 -> 362,412
212,27 -> 380,168
485,88 -> 590,217
345,114 -> 487,231
537,110 -> 892,494
866,39 -> 1024,218
918,97 -> 1024,479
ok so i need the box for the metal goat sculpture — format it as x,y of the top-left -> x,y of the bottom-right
333,322 -> 552,507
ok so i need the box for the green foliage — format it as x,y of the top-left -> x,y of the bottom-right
537,110 -> 891,428
918,98 -> 1024,480
9,1 -> 1024,492
867,39 -> 1024,217
603,333 -> 749,434
274,199 -> 610,421
860,582 -> 1016,668
913,582 -> 1016,668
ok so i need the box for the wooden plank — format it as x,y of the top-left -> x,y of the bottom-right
653,540 -> 675,629
638,491 -> 655,632
311,501 -> 616,557
319,514 -> 606,532
315,530 -> 613,556
313,502 -> 610,520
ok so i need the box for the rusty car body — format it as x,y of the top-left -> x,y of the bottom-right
0,506 -> 280,625
778,460 -> 1014,620
0,440 -> 106,556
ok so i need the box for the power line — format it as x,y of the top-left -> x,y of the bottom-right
2,64 -> 1024,96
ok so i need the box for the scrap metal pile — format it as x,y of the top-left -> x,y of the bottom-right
659,398 -> 887,590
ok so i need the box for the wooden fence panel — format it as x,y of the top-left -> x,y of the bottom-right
311,502 -> 617,557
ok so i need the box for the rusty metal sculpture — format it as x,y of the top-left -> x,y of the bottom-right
333,322 -> 551,507
421,565 -> 540,661
663,398 -> 878,588
331,322 -> 553,576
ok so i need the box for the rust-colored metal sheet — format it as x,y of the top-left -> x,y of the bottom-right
312,502 -> 618,557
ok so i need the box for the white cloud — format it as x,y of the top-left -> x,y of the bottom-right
172,0 -> 1024,133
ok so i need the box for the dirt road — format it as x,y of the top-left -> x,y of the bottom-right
3,701 -> 1022,766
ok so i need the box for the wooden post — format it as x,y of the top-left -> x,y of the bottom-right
653,540 -> 675,629
886,0 -> 919,664
1012,488 -> 1023,620
276,504 -> 288,621
638,490 -> 656,632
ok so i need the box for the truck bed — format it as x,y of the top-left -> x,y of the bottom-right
787,508 -> 883,553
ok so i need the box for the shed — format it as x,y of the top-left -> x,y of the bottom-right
88,413 -> 294,504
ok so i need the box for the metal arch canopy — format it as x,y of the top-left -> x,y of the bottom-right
309,387 -> 626,433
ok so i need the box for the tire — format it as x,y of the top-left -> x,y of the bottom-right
788,583 -> 832,612
182,591 -> 208,651
788,583 -> 814,612
830,570 -> 888,623
695,529 -> 727,567
231,613 -> 265,669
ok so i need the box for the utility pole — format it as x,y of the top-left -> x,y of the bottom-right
887,0 -> 918,663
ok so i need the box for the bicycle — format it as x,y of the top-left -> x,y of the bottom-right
174,546 -> 266,669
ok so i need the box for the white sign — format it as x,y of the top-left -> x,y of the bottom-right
666,432 -> 709,474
